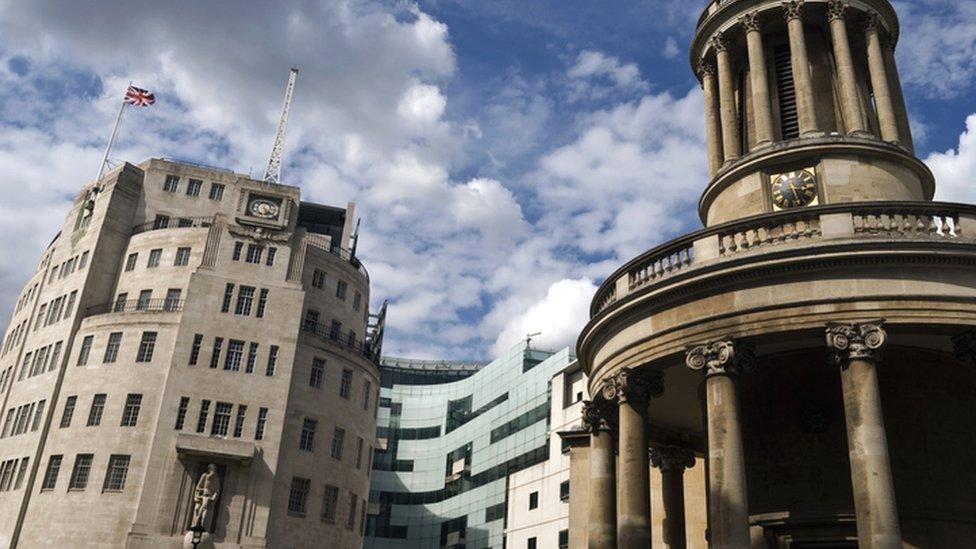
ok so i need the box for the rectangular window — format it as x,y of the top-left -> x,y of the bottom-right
245,342 -> 258,373
329,320 -> 342,341
147,248 -> 162,268
124,253 -> 138,272
63,291 -> 77,317
353,292 -> 362,311
340,369 -> 353,399
211,402 -> 232,437
233,405 -> 247,438
312,269 -> 325,289
209,183 -> 225,200
196,400 -> 211,433
346,493 -> 357,529
152,215 -> 170,230
163,174 -> 180,192
255,407 -> 268,440
529,491 -> 539,510
34,304 -> 46,331
245,244 -> 263,264
256,288 -> 269,318
79,251 -> 89,269
1,409 -> 13,438
288,477 -> 311,516
774,44 -> 800,140
559,529 -> 569,549
14,457 -> 29,489
221,283 -> 234,313
60,396 -> 77,428
299,418 -> 317,452
87,394 -> 106,426
560,479 -> 570,502
186,179 -> 202,196
136,289 -> 152,311
104,332 -> 122,363
102,455 -> 130,491
68,454 -> 93,490
355,437 -> 364,469
189,334 -> 203,365
164,289 -> 182,311
528,537 -> 537,549
175,396 -> 190,430
121,394 -> 142,427
114,293 -> 128,312
178,217 -> 194,228
224,340 -> 245,371
331,427 -> 345,460
174,247 -> 191,266
41,455 -> 62,490
77,335 -> 94,366
136,331 -> 157,362
266,345 -> 278,376
309,358 -> 325,389
266,247 -> 277,266
322,484 -> 339,523
336,280 -> 347,300
31,400 -> 45,431
234,286 -> 255,316
209,338 -> 223,369
363,381 -> 371,410
232,241 -> 243,262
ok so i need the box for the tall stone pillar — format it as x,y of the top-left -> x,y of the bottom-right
605,368 -> 665,549
713,32 -> 741,162
827,0 -> 867,135
698,61 -> 725,177
651,446 -> 697,549
783,0 -> 820,136
882,37 -> 914,152
826,321 -> 902,549
864,14 -> 900,144
740,12 -> 775,146
686,340 -> 753,549
583,400 -> 616,549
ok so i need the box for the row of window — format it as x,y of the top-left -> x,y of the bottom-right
231,241 -> 277,266
56,393 -> 143,429
220,284 -> 269,317
174,397 -> 269,441
76,331 -> 159,365
163,174 -> 224,200
16,339 -> 65,382
39,453 -> 131,492
0,456 -> 30,492
113,288 -> 183,312
0,365 -> 12,393
307,358 -> 372,410
30,289 -> 78,335
1,318 -> 28,357
189,334 -> 279,375
287,478 -> 366,535
124,246 -> 192,272
47,250 -> 90,285
14,281 -> 40,315
298,419 -> 369,469
0,399 -> 45,438
302,313 -> 359,350
310,269 -> 363,312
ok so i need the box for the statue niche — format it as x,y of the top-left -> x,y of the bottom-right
191,463 -> 222,531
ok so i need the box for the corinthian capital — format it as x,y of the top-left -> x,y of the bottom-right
696,59 -> 717,82
650,446 -> 696,472
782,0 -> 804,21
711,31 -> 730,53
685,340 -> 755,378
602,368 -> 664,406
861,11 -> 882,34
739,11 -> 761,33
825,320 -> 887,364
581,400 -> 613,433
952,329 -> 976,364
827,0 -> 848,22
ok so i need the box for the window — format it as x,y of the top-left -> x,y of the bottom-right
152,215 -> 169,230
31,400 -> 45,431
77,336 -> 93,366
266,345 -> 278,376
299,418 -> 317,452
211,402 -> 232,437
196,400 -> 211,433
346,493 -> 357,530
560,480 -> 570,502
136,289 -> 153,311
103,455 -> 130,491
329,320 -> 342,341
78,251 -> 89,269
186,178 -> 202,196
353,292 -> 362,311
209,183 -> 225,200
221,283 -> 234,313
363,381 -> 371,410
114,293 -> 128,312
163,174 -> 179,192
256,288 -> 268,318
68,454 -> 93,490
528,537 -> 537,549
164,289 -> 182,311
339,369 -> 353,398
87,394 -> 106,426
41,455 -> 62,490
355,437 -> 364,469
175,397 -> 190,430
121,394 -> 142,427
233,405 -> 247,438
309,358 -> 325,389
322,484 -> 339,523
209,338 -> 223,369
288,477 -> 310,516
232,241 -> 243,261
174,247 -> 191,266
103,332 -> 122,363
559,529 -> 569,549
303,310 -> 320,331
255,407 -> 268,440
245,342 -> 258,373
48,342 -> 63,372
189,334 -> 203,365
124,253 -> 138,272
245,244 -> 263,264
64,291 -> 77,317
60,396 -> 77,428
336,280 -> 347,300
311,269 -> 325,289
33,304 -> 46,331
331,427 -> 345,460
147,248 -> 162,268
266,247 -> 277,266
529,491 -> 539,510
14,458 -> 29,489
235,286 -> 255,315
224,340 -> 244,371
1,409 -> 13,438
136,331 -> 157,362
177,217 -> 193,227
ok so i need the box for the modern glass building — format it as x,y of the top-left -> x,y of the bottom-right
365,343 -> 575,548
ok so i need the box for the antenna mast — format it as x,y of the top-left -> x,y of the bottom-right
264,67 -> 299,185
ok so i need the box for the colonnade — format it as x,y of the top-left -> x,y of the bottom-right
582,320 -> 901,549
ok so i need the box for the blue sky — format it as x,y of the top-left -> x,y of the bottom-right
0,0 -> 974,360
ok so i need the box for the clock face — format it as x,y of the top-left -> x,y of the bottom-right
771,170 -> 817,209
248,197 -> 281,220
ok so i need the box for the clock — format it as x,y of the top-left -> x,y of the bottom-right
247,197 -> 281,220
770,169 -> 818,209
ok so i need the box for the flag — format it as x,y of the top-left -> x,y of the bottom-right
124,85 -> 156,107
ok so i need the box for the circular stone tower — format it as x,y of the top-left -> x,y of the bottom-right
574,1 -> 976,548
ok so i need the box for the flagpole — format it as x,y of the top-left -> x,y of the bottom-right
96,81 -> 130,184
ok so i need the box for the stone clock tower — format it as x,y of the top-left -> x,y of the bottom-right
566,1 -> 976,549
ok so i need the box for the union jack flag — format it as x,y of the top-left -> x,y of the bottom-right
124,85 -> 156,107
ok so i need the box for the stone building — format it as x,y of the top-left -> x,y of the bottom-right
569,0 -> 976,548
0,158 -> 384,548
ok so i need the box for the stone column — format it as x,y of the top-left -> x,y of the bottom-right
713,32 -> 741,162
827,0 -> 867,135
740,12 -> 774,146
864,14 -> 900,144
783,0 -> 820,136
583,400 -> 616,549
651,446 -> 697,549
686,340 -> 753,549
882,36 -> 914,152
605,368 -> 665,549
698,60 -> 725,177
826,321 -> 901,549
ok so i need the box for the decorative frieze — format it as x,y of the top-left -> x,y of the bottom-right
825,320 -> 887,364
650,446 -> 696,472
685,340 -> 755,377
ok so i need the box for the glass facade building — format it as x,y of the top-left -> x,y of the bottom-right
365,343 -> 575,548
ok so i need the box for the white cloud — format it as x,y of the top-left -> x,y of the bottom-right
492,278 -> 597,356
662,37 -> 681,59
566,49 -> 649,102
927,113 -> 976,203
892,0 -> 976,98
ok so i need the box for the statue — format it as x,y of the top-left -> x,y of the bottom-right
191,464 -> 221,529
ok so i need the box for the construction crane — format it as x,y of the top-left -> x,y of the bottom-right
263,67 -> 299,185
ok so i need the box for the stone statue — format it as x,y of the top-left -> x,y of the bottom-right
191,464 -> 221,529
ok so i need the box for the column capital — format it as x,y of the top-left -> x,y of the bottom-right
581,399 -> 614,433
603,368 -> 664,406
696,59 -> 717,80
880,33 -> 897,53
711,31 -> 731,53
952,329 -> 976,364
782,0 -> 805,22
825,320 -> 887,364
827,0 -> 849,22
650,446 -> 696,473
739,11 -> 762,33
861,11 -> 883,34
685,340 -> 755,378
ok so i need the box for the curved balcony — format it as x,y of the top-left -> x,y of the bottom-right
300,319 -> 381,366
85,298 -> 185,317
304,236 -> 370,282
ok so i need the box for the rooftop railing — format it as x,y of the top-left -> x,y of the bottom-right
86,298 -> 185,317
300,318 -> 380,364
305,237 -> 370,282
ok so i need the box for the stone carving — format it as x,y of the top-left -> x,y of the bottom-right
782,0 -> 804,22
827,0 -> 849,22
226,223 -> 291,243
581,400 -> 613,433
603,368 -> 665,405
825,320 -> 887,364
951,330 -> 976,364
685,340 -> 755,377
191,464 -> 221,529
711,32 -> 730,53
861,11 -> 882,34
739,11 -> 761,33
649,446 -> 696,472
